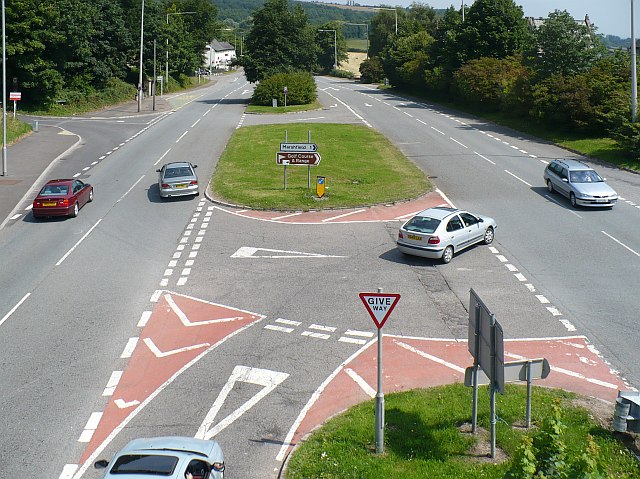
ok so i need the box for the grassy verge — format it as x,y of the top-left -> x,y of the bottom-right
285,383 -> 640,479
210,123 -> 431,210
246,100 -> 323,114
1,116 -> 33,145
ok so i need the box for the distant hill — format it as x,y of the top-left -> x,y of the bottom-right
214,0 -> 375,32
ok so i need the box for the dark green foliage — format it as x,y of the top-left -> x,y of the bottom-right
316,21 -> 349,72
612,121 -> 640,159
251,72 -> 317,106
240,0 -> 318,83
359,56 -> 384,84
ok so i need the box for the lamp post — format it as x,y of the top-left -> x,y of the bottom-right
166,11 -> 196,85
1,0 -> 6,176
318,29 -> 337,70
137,0 -> 144,112
632,0 -> 637,122
343,22 -> 369,59
375,7 -> 397,34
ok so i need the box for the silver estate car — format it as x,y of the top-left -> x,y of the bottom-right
157,162 -> 199,199
94,436 -> 225,479
543,159 -> 617,208
397,207 -> 497,263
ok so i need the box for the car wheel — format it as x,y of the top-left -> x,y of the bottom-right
483,226 -> 494,245
570,192 -> 577,208
88,188 -> 94,202
546,180 -> 554,193
70,202 -> 79,218
442,245 -> 454,264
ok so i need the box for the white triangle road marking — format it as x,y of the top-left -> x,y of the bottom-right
231,246 -> 345,258
196,365 -> 289,440
143,337 -> 210,357
165,294 -> 246,325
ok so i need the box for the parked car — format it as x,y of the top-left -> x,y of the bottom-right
32,179 -> 93,219
94,436 -> 225,479
543,159 -> 617,208
397,207 -> 496,263
157,162 -> 199,199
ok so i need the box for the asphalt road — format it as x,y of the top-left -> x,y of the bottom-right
0,72 -> 638,479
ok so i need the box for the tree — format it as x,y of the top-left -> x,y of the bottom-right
457,0 -> 530,64
240,0 -> 317,82
525,10 -> 606,79
380,30 -> 434,89
316,21 -> 348,72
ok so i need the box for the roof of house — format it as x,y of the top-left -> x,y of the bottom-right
209,39 -> 235,52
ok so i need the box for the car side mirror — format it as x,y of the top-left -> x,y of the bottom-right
561,178 -> 568,182
94,459 -> 109,469
478,218 -> 484,223
156,169 -> 161,173
193,164 -> 198,169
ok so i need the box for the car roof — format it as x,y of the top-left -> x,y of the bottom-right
44,179 -> 73,185
413,206 -> 460,220
119,436 -> 216,458
164,162 -> 193,169
551,159 -> 592,170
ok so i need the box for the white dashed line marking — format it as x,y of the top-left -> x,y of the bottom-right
120,337 -> 138,358
265,324 -> 294,333
102,371 -> 123,396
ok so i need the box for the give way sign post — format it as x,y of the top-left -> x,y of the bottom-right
359,289 -> 401,454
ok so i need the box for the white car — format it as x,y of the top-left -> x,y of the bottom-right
94,436 -> 225,479
397,207 -> 496,263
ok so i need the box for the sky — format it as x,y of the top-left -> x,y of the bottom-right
305,1 -> 633,38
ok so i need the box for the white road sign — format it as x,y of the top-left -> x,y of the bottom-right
280,143 -> 318,152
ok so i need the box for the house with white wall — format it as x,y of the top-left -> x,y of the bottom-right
204,40 -> 236,71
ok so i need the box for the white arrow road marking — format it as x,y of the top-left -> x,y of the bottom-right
115,398 -> 141,409
165,294 -> 246,325
196,366 -> 289,440
364,103 -> 372,107
143,337 -> 210,357
231,247 -> 345,258
242,90 -> 251,95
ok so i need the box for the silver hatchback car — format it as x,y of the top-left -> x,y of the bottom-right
157,162 -> 199,199
543,159 -> 617,208
397,207 -> 497,263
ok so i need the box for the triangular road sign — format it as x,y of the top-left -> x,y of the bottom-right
359,292 -> 401,329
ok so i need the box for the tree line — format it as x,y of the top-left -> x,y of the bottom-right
7,0 -> 218,107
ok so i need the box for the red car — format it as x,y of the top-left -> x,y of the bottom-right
32,179 -> 93,219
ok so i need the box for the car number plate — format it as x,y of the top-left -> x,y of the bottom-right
175,183 -> 188,189
596,199 -> 608,203
43,201 -> 57,206
407,234 -> 422,241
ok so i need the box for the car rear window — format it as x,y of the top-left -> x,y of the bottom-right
110,454 -> 178,475
404,216 -> 440,234
165,167 -> 193,178
40,185 -> 69,196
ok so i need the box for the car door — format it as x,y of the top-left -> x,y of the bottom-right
459,212 -> 484,246
74,180 -> 88,205
556,167 -> 571,198
445,214 -> 470,251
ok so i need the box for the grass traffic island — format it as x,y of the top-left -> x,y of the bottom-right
210,123 -> 431,211
283,383 -> 640,479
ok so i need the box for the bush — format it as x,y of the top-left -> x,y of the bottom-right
330,69 -> 354,79
612,120 -> 640,159
359,56 -> 384,83
251,72 -> 317,106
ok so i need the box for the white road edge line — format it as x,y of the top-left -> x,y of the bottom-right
117,175 -> 145,203
504,169 -> 533,187
0,292 -> 30,328
602,231 -> 640,257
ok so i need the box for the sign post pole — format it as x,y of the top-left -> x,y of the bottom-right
359,289 -> 401,455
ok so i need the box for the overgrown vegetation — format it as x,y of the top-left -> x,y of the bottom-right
251,72 -> 317,106
285,384 -> 640,479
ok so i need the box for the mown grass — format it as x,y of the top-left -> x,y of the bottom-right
210,123 -> 431,210
285,383 -> 640,479
1,116 -> 33,145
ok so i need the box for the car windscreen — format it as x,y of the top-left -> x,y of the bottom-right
404,216 -> 440,234
570,170 -> 602,183
110,454 -> 178,475
164,167 -> 193,179
40,185 -> 69,196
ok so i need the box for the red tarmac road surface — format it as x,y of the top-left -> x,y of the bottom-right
214,190 -> 451,224
73,294 -> 630,476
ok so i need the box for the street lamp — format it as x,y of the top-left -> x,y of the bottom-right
318,29 -> 337,70
166,11 -> 196,85
137,0 -> 144,112
1,0 -> 6,175
343,22 -> 369,59
632,0 -> 637,122
374,7 -> 397,35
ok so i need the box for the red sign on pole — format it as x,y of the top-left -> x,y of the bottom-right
359,292 -> 401,329
9,92 -> 21,101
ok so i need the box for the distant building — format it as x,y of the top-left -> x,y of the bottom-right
526,14 -> 593,34
204,40 -> 236,71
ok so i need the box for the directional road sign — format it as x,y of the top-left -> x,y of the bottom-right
359,292 -> 401,329
276,152 -> 321,166
280,143 -> 318,152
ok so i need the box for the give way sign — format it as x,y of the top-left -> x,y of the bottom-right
359,292 -> 401,329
